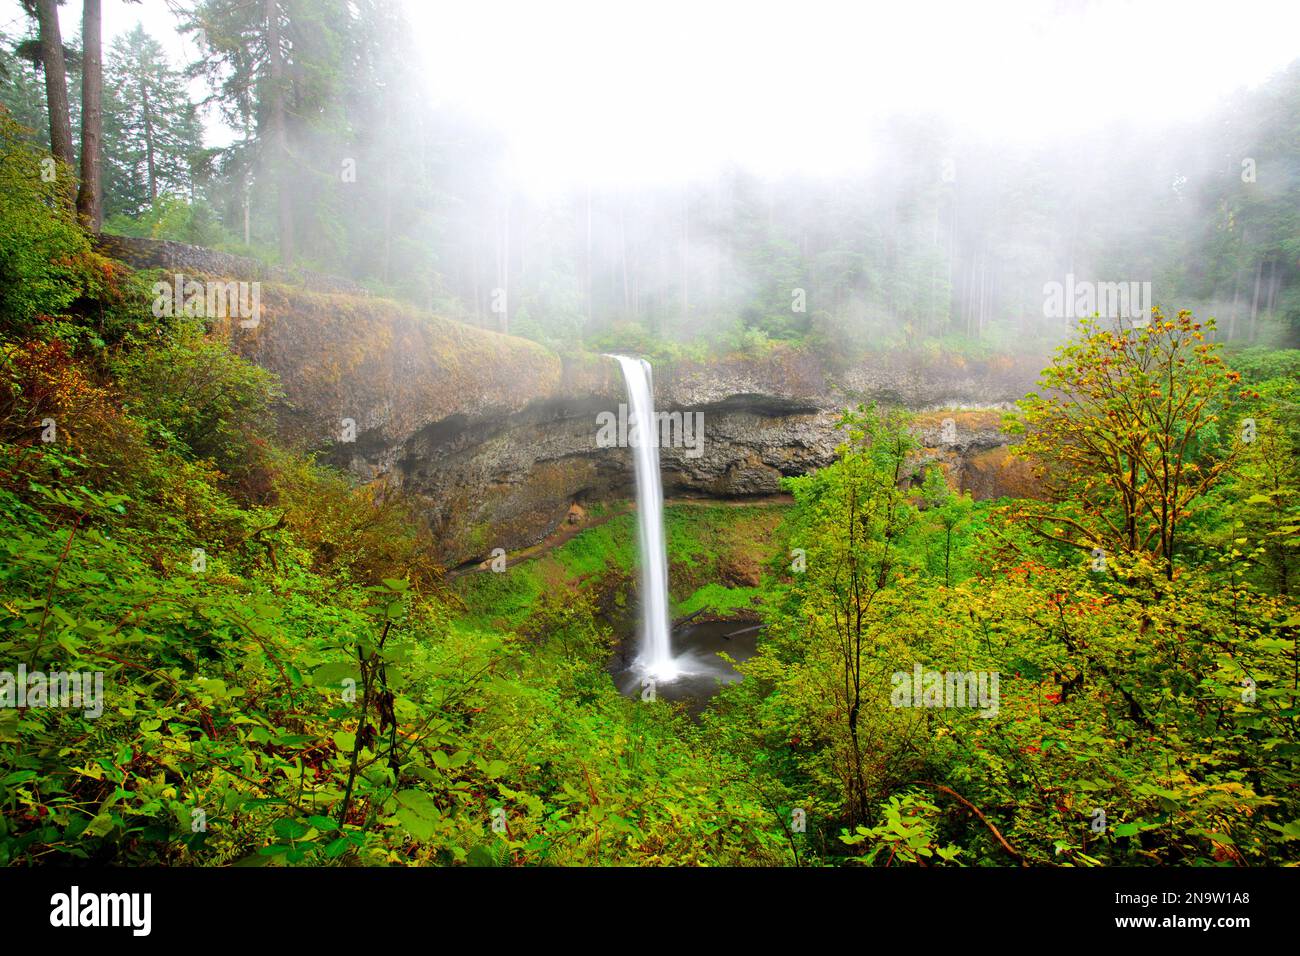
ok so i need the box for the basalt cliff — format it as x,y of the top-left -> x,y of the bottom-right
100,236 -> 1042,566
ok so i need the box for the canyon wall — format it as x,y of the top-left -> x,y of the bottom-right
102,237 -> 1042,566
387,353 -> 1042,567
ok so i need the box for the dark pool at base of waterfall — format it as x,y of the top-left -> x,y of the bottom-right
608,618 -> 762,716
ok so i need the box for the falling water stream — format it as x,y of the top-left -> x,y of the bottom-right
608,355 -> 678,682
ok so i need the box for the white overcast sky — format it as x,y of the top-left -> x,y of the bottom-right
3,0 -> 1299,189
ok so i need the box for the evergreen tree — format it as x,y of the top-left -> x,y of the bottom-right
185,0 -> 354,265
0,28 -> 50,143
102,25 -> 200,219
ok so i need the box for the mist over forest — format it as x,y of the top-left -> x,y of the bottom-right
3,0 -> 1300,912
3,0 -> 1298,354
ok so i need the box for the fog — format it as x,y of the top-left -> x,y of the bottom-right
406,0 -> 1300,189
3,0 -> 1298,351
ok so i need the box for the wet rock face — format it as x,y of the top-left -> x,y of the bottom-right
907,409 -> 1038,501
369,396 -> 1032,568
376,399 -> 842,566
317,353 -> 1039,567
660,407 -> 840,496
102,238 -> 1042,566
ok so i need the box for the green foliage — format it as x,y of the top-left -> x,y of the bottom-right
101,25 -> 203,221
109,319 -> 282,481
0,30 -> 49,145
0,108 -> 90,336
586,323 -> 712,364
0,261 -> 786,865
675,582 -> 761,618
709,321 -> 1300,866
1013,309 -> 1247,577
2,196 -> 1297,868
919,465 -> 975,586
840,792 -> 963,866
103,196 -> 236,248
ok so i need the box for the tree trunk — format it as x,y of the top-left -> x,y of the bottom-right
265,0 -> 295,264
1265,257 -> 1278,320
1228,226 -> 1247,339
471,235 -> 482,327
586,184 -> 593,326
380,91 -> 392,284
1249,256 -> 1263,343
498,202 -> 510,333
34,0 -> 74,170
141,83 -> 158,202
619,198 -> 630,318
682,191 -> 690,325
76,0 -> 103,231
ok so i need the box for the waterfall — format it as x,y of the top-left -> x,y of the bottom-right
609,355 -> 678,682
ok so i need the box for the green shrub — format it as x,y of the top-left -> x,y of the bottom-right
110,321 -> 283,481
0,108 -> 91,336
